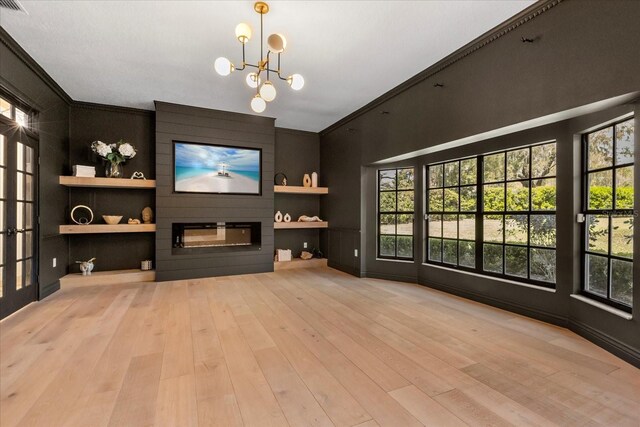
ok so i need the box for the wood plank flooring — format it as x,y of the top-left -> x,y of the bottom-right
1,267 -> 639,426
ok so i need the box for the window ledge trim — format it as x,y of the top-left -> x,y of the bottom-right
376,258 -> 415,264
570,294 -> 633,320
423,262 -> 556,293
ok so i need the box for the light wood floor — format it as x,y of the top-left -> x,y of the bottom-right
2,267 -> 639,427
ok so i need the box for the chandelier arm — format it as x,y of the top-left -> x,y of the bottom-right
266,51 -> 271,81
235,43 -> 247,71
260,10 -> 264,64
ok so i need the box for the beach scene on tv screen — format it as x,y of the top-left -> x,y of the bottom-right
174,143 -> 260,194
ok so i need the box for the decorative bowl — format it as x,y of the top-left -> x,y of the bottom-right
102,215 -> 123,225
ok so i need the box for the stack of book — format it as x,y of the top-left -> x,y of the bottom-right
72,165 -> 96,177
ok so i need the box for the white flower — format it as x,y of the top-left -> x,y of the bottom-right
118,143 -> 136,158
91,141 -> 112,158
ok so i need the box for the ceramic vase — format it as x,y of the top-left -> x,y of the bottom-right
311,172 -> 318,187
303,174 -> 311,187
274,211 -> 283,222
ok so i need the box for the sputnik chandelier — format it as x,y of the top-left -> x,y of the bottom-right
214,1 -> 304,113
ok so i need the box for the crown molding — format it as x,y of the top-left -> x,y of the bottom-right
71,100 -> 153,116
0,26 -> 73,105
320,0 -> 563,136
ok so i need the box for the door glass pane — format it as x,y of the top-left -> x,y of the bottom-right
0,167 -> 5,198
507,149 -> 530,180
25,203 -> 33,229
530,214 -> 556,248
505,215 -> 527,245
25,146 -> 34,173
442,214 -> 457,239
506,181 -> 529,211
16,232 -> 23,260
483,184 -> 504,211
397,236 -> 412,258
532,143 -> 557,177
380,214 -> 395,235
16,260 -> 23,290
24,259 -> 32,287
483,215 -> 503,243
17,172 -> 24,200
484,153 -> 505,182
25,174 -> 33,201
0,98 -> 10,118
443,239 -> 457,264
429,238 -> 442,262
459,241 -> 475,268
15,109 -> 28,127
615,167 -> 633,209
397,214 -> 413,236
531,178 -> 556,211
379,170 -> 395,190
428,214 -> 442,238
397,169 -> 414,190
16,142 -> 24,171
25,231 -> 32,257
16,202 -> 24,230
459,215 -> 475,240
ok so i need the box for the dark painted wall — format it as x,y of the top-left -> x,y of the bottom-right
67,103 -> 155,272
155,101 -> 275,281
0,28 -> 69,298
274,128 -> 321,256
320,1 -> 640,365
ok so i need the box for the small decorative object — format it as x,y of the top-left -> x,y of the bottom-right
72,165 -> 96,177
76,258 -> 96,276
311,172 -> 318,188
130,171 -> 146,180
128,218 -> 141,224
141,207 -> 154,224
276,249 -> 292,262
141,260 -> 153,271
300,250 -> 313,260
303,173 -> 311,187
312,247 -> 324,258
297,215 -> 322,222
71,205 -> 94,225
102,215 -> 123,225
274,211 -> 283,222
91,139 -> 137,178
284,213 -> 291,223
274,172 -> 288,186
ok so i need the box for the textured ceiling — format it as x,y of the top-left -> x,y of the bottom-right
1,1 -> 534,131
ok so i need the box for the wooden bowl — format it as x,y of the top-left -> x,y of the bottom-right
102,215 -> 123,225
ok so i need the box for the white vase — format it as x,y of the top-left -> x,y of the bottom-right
303,174 -> 311,187
284,213 -> 291,223
311,172 -> 318,187
274,211 -> 283,222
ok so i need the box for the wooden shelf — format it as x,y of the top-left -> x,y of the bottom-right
274,185 -> 328,194
60,269 -> 155,287
274,258 -> 327,270
59,224 -> 156,234
59,176 -> 156,189
274,221 -> 328,229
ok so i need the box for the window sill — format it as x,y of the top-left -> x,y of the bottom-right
570,294 -> 633,320
376,258 -> 415,264
422,263 -> 556,293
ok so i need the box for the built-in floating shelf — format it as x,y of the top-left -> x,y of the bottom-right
60,269 -> 155,287
59,224 -> 156,234
59,176 -> 156,189
274,185 -> 328,195
274,221 -> 328,229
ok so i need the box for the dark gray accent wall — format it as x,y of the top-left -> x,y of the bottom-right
319,0 -> 640,366
68,103 -> 155,272
0,27 -> 70,298
155,101 -> 275,281
274,128 -> 321,256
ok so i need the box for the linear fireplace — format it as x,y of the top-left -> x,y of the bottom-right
172,222 -> 261,254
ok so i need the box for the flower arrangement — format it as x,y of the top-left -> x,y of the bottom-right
91,139 -> 137,178
91,139 -> 137,163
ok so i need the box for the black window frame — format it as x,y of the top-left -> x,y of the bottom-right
426,141 -> 558,288
581,117 -> 634,312
377,167 -> 415,261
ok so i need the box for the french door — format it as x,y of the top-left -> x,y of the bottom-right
0,121 -> 38,319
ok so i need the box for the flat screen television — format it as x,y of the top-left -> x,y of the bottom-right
173,141 -> 262,195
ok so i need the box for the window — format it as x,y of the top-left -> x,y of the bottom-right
0,96 -> 30,128
427,142 -> 557,287
583,118 -> 634,310
378,168 -> 414,260
427,158 -> 477,267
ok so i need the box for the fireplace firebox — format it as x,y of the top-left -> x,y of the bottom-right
172,222 -> 261,254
